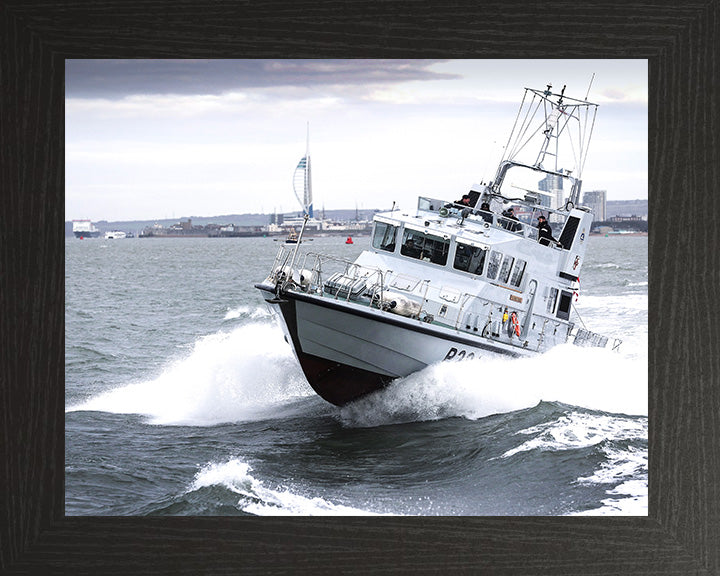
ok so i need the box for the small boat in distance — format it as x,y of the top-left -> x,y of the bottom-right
72,219 -> 100,239
104,230 -> 127,239
256,84 -> 619,406
285,229 -> 299,244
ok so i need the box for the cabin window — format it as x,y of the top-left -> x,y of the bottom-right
509,259 -> 527,287
547,287 -> 558,313
557,289 -> 572,320
486,251 -> 502,280
400,229 -> 449,265
558,216 -> 580,250
372,222 -> 398,252
453,242 -> 487,276
498,255 -> 514,284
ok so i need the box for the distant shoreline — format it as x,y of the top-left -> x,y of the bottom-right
590,231 -> 648,236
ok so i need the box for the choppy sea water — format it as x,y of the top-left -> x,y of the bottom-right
66,234 -> 648,516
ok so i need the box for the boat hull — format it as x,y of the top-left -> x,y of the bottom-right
257,283 -> 528,406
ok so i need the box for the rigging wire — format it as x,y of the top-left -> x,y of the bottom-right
580,106 -> 598,176
508,94 -> 543,160
502,88 -> 528,162
571,301 -> 588,330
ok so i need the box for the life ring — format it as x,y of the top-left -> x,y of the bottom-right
510,312 -> 521,337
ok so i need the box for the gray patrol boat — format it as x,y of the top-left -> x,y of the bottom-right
256,84 -> 620,406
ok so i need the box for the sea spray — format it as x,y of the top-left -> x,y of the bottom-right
68,322 -> 312,425
501,412 -> 648,458
223,305 -> 273,321
188,459 -> 386,516
340,343 -> 647,428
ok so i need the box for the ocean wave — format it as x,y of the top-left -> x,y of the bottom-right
339,344 -> 647,428
500,412 -> 647,458
499,412 -> 648,516
66,323 -> 313,425
187,459 -> 386,516
570,479 -> 648,515
569,442 -> 648,516
576,442 -> 648,485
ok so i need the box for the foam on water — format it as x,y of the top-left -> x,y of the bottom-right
499,412 -> 648,516
69,287 -> 646,430
340,343 -> 647,428
500,412 -> 647,458
223,305 -> 272,321
67,320 -> 313,425
571,479 -> 648,515
188,459 -> 385,516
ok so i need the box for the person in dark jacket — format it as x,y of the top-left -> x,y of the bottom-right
478,202 -> 493,223
537,214 -> 556,246
501,207 -> 521,232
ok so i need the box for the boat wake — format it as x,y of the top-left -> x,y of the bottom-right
339,344 -> 647,428
67,321 -> 314,425
68,316 -> 645,432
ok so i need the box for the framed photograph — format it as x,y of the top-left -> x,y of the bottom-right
2,2 -> 717,574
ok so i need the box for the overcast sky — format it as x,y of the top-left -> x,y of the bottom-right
65,59 -> 647,222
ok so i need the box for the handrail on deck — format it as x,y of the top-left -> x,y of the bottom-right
416,195 -> 571,245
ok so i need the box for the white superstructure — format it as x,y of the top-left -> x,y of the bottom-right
256,84 -> 618,406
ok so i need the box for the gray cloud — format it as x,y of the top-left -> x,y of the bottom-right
66,59 -> 459,98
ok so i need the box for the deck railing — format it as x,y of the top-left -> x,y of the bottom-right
416,195 -> 569,246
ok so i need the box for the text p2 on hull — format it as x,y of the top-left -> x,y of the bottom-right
255,84 -> 620,406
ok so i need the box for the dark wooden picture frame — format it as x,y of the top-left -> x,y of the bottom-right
2,2 -> 717,574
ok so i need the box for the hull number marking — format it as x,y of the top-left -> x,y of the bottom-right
443,347 -> 476,361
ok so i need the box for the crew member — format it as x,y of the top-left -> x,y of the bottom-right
501,207 -> 521,232
537,214 -> 556,246
478,202 -> 493,223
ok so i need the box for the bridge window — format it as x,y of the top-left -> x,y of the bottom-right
486,251 -> 502,280
509,259 -> 527,287
400,229 -> 449,265
498,255 -> 515,284
372,222 -> 398,252
547,287 -> 558,313
453,242 -> 487,276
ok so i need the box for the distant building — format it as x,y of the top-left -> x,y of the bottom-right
583,190 -> 607,221
538,174 -> 563,211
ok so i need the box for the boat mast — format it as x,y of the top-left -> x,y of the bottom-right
491,85 -> 599,209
